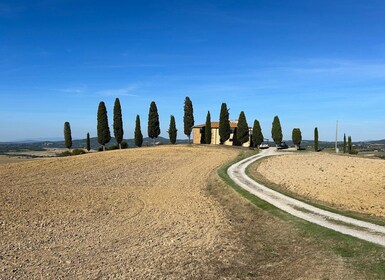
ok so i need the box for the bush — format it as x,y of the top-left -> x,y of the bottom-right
121,141 -> 128,149
72,149 -> 86,156
57,150 -> 72,157
349,149 -> 359,155
107,144 -> 119,150
98,146 -> 104,152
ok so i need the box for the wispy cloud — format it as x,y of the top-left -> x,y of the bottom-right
96,86 -> 139,97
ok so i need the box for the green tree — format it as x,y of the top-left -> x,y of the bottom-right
86,132 -> 91,151
64,122 -> 72,150
292,128 -> 302,149
343,133 -> 347,153
252,119 -> 264,148
97,101 -> 111,151
314,127 -> 319,152
348,136 -> 352,153
168,115 -> 177,144
271,115 -> 283,145
219,103 -> 231,144
184,96 -> 194,144
113,98 -> 124,149
148,101 -> 160,145
236,111 -> 249,146
205,111 -> 212,144
135,115 -> 143,147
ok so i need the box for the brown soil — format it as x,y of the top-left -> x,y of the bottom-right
252,153 -> 385,218
0,146 -> 240,279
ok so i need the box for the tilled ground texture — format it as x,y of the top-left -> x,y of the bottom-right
253,153 -> 385,218
0,146 -> 240,279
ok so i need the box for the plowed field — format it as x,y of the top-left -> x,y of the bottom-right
0,146 -> 239,279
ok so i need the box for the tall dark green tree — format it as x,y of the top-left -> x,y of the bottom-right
135,115 -> 143,147
348,136 -> 352,153
148,101 -> 160,145
292,128 -> 302,149
314,127 -> 319,152
252,119 -> 264,148
113,98 -> 124,149
97,101 -> 111,151
184,96 -> 194,144
343,133 -> 347,153
219,103 -> 231,144
271,115 -> 283,145
64,122 -> 72,150
205,111 -> 212,144
168,115 -> 177,144
236,111 -> 249,146
86,132 -> 91,151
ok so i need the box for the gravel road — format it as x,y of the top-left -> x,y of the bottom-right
228,149 -> 385,247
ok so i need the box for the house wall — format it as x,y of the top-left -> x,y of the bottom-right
193,127 -> 250,147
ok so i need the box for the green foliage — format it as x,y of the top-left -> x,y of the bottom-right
113,98 -> 124,148
183,96 -> 194,143
314,127 -> 319,151
343,133 -> 347,153
168,115 -> 177,144
121,141 -> 128,149
292,128 -> 302,148
72,148 -> 86,155
271,115 -> 283,145
148,101 -> 160,145
252,119 -> 263,148
86,132 -> 91,151
219,103 -> 231,144
135,115 -> 143,147
64,121 -> 72,149
57,150 -> 72,157
108,144 -> 119,150
205,111 -> 212,144
348,136 -> 352,153
97,101 -> 111,150
236,111 -> 249,145
349,149 -> 358,155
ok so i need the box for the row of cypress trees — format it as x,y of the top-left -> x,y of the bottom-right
64,96 -> 195,151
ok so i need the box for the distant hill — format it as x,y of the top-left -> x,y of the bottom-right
0,137 -> 189,153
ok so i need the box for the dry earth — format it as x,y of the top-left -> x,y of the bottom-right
253,153 -> 385,218
0,146 -> 241,279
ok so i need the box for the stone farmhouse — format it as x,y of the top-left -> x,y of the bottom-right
192,121 -> 252,147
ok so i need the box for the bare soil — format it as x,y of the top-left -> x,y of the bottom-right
252,153 -> 385,218
0,146 -> 240,279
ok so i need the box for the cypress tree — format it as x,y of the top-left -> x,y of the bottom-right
135,115 -> 143,147
64,122 -> 72,150
348,136 -> 352,153
219,103 -> 231,144
168,115 -> 177,144
86,132 -> 91,151
205,111 -> 212,144
292,128 -> 302,149
113,98 -> 124,149
314,127 -> 319,152
252,119 -> 264,148
183,96 -> 194,144
97,101 -> 111,151
271,115 -> 283,145
236,111 -> 249,146
148,101 -> 160,145
343,133 -> 347,153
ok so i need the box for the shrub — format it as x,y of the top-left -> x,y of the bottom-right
108,144 -> 119,150
349,149 -> 359,155
72,149 -> 86,156
57,151 -> 72,157
121,141 -> 128,149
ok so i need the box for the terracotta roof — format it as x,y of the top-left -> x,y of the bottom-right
193,122 -> 250,129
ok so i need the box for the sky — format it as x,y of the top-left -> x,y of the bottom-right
1,0 -> 385,142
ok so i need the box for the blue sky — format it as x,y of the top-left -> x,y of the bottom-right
1,0 -> 385,142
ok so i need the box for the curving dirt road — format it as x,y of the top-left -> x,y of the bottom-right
228,149 -> 385,247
